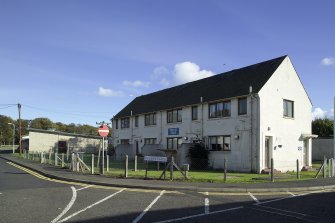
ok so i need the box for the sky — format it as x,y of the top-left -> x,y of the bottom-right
0,0 -> 334,126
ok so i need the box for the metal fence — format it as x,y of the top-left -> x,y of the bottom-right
19,151 -> 335,183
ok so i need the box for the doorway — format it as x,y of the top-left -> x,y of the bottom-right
264,136 -> 272,169
303,140 -> 309,166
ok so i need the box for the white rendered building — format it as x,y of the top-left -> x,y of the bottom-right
112,56 -> 314,173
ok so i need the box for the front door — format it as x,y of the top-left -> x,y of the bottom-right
265,137 -> 271,169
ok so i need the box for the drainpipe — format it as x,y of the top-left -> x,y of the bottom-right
131,110 -> 133,146
249,86 -> 253,173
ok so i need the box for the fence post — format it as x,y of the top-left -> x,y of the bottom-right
332,158 -> 335,177
224,158 -> 227,183
106,155 -> 109,172
183,164 -> 189,179
157,161 -> 160,170
323,158 -> 327,178
296,159 -> 300,179
124,155 -> 128,178
49,151 -> 52,164
61,153 -> 64,168
134,155 -> 138,172
271,158 -> 274,182
40,152 -> 43,163
91,154 -> 94,175
170,156 -> 174,180
145,161 -> 148,179
55,152 -> 58,166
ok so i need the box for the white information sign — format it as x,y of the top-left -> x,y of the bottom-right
144,156 -> 167,162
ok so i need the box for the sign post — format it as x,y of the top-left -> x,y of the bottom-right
98,125 -> 109,175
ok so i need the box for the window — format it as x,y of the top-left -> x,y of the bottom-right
283,99 -> 294,118
208,136 -> 231,151
145,113 -> 156,126
115,119 -> 118,129
167,137 -> 182,150
209,101 -> 231,118
192,106 -> 198,120
120,139 -> 130,145
144,138 -> 156,144
238,98 -> 247,115
135,116 -> 139,127
167,108 -> 182,123
121,117 -> 130,129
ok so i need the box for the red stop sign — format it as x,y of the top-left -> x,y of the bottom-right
98,125 -> 109,137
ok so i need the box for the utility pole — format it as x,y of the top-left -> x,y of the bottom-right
18,103 -> 22,155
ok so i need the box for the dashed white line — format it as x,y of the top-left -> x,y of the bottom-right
58,188 -> 126,223
248,192 -> 259,203
204,192 -> 210,214
132,190 -> 165,223
76,185 -> 92,191
51,186 -> 77,223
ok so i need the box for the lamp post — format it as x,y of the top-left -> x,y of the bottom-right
8,123 -> 15,154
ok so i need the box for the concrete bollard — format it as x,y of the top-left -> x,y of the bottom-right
55,152 -> 58,166
61,153 -> 65,168
170,156 -> 174,180
183,164 -> 189,179
323,159 -> 327,178
134,155 -> 138,172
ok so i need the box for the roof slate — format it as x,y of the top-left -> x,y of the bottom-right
114,55 -> 287,118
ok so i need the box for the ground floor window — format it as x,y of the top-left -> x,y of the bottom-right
167,137 -> 182,150
208,135 -> 231,151
120,139 -> 130,145
144,138 -> 156,144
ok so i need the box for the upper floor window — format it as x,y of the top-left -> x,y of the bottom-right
238,98 -> 247,115
167,108 -> 182,123
121,117 -> 130,129
208,135 -> 231,151
144,138 -> 156,145
115,119 -> 119,129
283,99 -> 294,118
192,106 -> 198,120
145,113 -> 156,126
135,116 -> 139,127
209,101 -> 231,118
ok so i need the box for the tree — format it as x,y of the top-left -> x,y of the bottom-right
30,118 -> 54,130
312,118 -> 334,137
0,115 -> 14,145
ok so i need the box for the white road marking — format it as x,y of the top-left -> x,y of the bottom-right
76,185 -> 92,191
248,192 -> 259,203
132,190 -> 165,223
58,188 -> 126,223
51,186 -> 77,223
152,206 -> 244,223
204,192 -> 210,214
287,191 -> 295,196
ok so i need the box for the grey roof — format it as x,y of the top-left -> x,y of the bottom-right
27,128 -> 101,139
114,55 -> 287,118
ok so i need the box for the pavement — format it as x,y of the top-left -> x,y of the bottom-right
1,154 -> 335,193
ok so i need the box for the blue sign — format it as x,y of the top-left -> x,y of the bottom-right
168,128 -> 179,135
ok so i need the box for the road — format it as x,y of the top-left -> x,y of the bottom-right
1,157 -> 335,223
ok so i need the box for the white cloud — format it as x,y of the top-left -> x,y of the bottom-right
312,107 -> 334,120
122,80 -> 150,88
159,78 -> 171,87
174,61 -> 215,85
321,57 -> 335,66
152,66 -> 170,79
98,87 -> 124,97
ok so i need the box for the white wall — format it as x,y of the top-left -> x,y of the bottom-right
258,57 -> 312,172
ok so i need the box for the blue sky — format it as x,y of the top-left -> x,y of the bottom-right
0,0 -> 334,125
